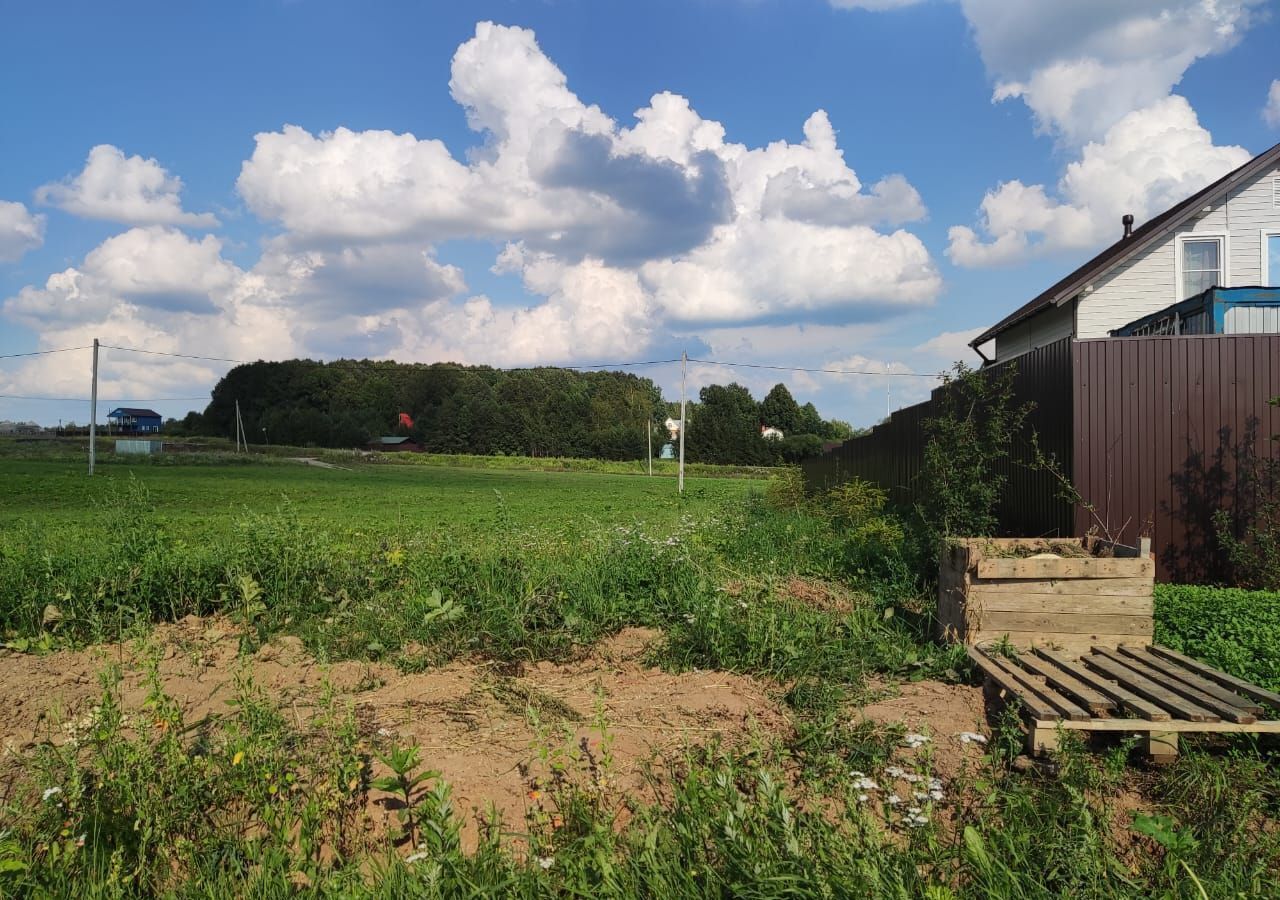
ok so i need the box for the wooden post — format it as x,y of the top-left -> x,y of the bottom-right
88,338 -> 99,476
1145,731 -> 1179,762
1027,721 -> 1060,756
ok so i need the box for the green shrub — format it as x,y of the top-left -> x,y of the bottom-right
1154,584 -> 1280,690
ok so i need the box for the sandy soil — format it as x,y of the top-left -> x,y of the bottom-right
0,619 -> 787,847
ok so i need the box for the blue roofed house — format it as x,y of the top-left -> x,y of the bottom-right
971,141 -> 1280,361
107,407 -> 163,434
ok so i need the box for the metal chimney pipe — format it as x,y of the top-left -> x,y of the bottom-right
1122,214 -> 1134,239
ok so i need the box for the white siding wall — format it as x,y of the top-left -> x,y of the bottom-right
1075,166 -> 1280,338
994,299 -> 1074,362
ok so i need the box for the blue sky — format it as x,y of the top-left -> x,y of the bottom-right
2,0 -> 1278,429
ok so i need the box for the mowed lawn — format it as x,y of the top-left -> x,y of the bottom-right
0,457 -> 759,540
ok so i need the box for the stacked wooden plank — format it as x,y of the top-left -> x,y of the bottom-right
968,644 -> 1280,757
939,539 -> 1155,653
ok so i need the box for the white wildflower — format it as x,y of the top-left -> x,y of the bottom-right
904,811 -> 930,828
913,791 -> 927,801
538,856 -> 555,870
884,766 -> 906,779
852,776 -> 878,791
903,733 -> 931,749
929,789 -> 945,801
927,777 -> 943,791
901,773 -> 923,784
42,786 -> 62,802
406,851 -> 430,864
887,794 -> 902,806
857,793 -> 869,803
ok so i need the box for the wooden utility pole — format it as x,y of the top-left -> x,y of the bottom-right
678,351 -> 687,493
88,338 -> 99,476
646,419 -> 652,476
234,399 -> 246,452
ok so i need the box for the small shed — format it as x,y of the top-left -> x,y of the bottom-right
369,436 -> 422,452
107,407 -> 163,434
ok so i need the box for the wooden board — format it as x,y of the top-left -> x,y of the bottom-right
1147,645 -> 1280,713
971,593 -> 1153,614
971,632 -> 1150,655
977,611 -> 1153,635
969,577 -> 1154,597
1082,653 -> 1220,722
988,655 -> 1092,721
966,647 -> 1059,721
1042,718 -> 1280,734
1090,647 -> 1255,724
1013,653 -> 1115,716
976,557 -> 1154,580
1116,646 -> 1263,715
1033,648 -> 1170,721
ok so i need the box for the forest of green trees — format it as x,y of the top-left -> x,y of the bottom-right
179,360 -> 854,464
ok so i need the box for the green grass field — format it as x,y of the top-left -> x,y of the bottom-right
3,446 -> 1280,897
0,456 -> 754,540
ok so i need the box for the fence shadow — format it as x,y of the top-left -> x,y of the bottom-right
1163,416 -> 1260,584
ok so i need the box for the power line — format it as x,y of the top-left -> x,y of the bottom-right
100,345 -> 246,364
0,345 -> 91,360
5,340 -> 931,379
686,357 -> 939,378
0,394 -> 209,403
101,343 -> 682,372
0,394 -> 91,402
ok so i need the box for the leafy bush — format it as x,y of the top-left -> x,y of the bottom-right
1154,584 -> 1280,690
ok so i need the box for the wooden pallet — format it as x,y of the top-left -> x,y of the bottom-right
968,644 -> 1280,760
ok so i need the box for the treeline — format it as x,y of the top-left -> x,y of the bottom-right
182,360 -> 852,464
682,383 -> 855,465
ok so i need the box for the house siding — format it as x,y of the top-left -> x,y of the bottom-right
994,300 -> 1073,362
1076,165 -> 1280,339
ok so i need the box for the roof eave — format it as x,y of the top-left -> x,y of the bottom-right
968,141 -> 1280,351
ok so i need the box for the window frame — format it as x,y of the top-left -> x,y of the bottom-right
1173,232 -> 1229,301
1262,229 -> 1280,287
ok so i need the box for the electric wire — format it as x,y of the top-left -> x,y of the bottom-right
0,345 -> 91,360
686,357 -> 938,378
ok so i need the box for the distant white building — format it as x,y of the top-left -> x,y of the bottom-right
761,425 -> 784,440
664,416 -> 683,440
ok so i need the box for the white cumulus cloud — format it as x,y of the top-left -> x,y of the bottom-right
5,21 -> 942,405
36,145 -> 219,228
947,97 -> 1250,266
0,201 -> 45,262
959,0 -> 1261,144
1265,79 -> 1280,128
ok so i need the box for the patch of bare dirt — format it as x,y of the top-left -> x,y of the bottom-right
780,577 -> 858,615
856,679 -> 990,783
0,620 -> 786,849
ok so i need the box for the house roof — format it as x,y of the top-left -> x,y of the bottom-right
971,140 -> 1280,350
375,436 -> 413,445
108,407 -> 162,418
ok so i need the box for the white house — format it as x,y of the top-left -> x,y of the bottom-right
973,141 -> 1280,363
760,425 -> 784,440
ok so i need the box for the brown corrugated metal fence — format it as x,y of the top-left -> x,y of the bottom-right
803,334 -> 1280,582
802,339 -> 1074,538
1073,334 -> 1280,582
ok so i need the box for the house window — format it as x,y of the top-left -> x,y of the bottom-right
1265,231 -> 1280,287
1180,237 -> 1222,298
